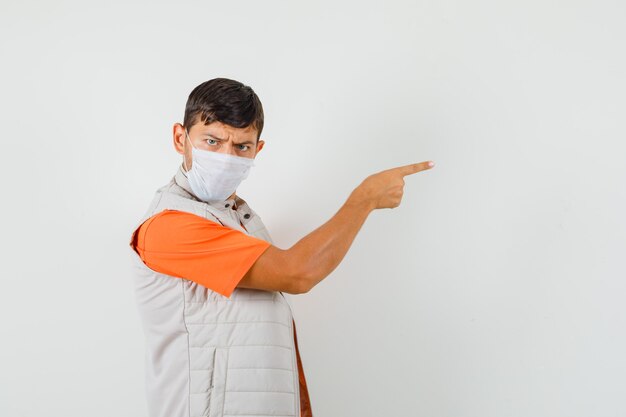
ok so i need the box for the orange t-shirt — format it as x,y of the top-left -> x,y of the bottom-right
129,209 -> 271,298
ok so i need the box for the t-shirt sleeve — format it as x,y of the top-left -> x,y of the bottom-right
129,209 -> 272,298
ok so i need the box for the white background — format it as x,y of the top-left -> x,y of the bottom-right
1,1 -> 625,416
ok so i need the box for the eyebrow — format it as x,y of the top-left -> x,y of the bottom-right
205,133 -> 226,141
205,133 -> 255,145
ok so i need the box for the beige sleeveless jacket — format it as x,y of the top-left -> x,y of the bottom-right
129,165 -> 302,417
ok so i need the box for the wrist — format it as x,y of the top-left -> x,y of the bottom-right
345,189 -> 375,213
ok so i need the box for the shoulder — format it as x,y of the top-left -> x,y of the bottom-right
133,209 -> 226,252
134,208 -> 270,257
140,209 -> 225,236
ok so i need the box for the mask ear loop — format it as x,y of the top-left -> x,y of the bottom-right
183,128 -> 192,172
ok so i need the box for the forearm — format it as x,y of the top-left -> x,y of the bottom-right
287,190 -> 374,292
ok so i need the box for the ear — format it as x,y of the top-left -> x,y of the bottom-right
255,139 -> 265,155
172,123 -> 185,155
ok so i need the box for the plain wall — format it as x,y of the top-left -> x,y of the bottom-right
1,0 -> 624,416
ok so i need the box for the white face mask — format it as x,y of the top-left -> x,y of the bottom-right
183,129 -> 255,203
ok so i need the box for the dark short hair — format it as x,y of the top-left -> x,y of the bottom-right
183,78 -> 264,143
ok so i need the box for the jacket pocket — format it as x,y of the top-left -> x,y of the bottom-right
208,347 -> 229,417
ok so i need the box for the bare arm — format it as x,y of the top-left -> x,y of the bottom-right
237,160 -> 435,294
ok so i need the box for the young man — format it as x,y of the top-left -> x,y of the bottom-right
129,77 -> 434,417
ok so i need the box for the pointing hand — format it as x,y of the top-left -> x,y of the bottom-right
352,161 -> 435,210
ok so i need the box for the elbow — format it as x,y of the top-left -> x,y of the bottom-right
282,246 -> 324,295
288,269 -> 312,295
294,274 -> 312,294
295,263 -> 324,294
285,257 -> 314,295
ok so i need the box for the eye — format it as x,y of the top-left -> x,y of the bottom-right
206,138 -> 218,145
238,144 -> 250,151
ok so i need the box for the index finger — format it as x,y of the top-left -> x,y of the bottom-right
394,161 -> 435,176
